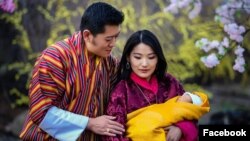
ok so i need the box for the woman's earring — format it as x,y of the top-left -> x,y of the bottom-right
126,62 -> 130,69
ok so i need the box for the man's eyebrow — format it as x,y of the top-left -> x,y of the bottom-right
105,31 -> 120,38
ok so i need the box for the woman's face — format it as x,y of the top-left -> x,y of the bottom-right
128,43 -> 158,81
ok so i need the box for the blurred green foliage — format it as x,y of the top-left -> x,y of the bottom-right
0,0 -> 249,107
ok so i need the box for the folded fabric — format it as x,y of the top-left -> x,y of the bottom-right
126,91 -> 210,141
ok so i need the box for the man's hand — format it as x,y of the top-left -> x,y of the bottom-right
164,125 -> 182,141
86,115 -> 125,136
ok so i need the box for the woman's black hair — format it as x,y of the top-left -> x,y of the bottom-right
116,30 -> 167,84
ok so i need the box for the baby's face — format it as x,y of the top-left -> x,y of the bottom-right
177,94 -> 192,103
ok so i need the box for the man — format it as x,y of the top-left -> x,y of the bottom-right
19,2 -> 125,141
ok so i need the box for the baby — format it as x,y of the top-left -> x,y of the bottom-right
177,92 -> 203,105
125,91 -> 208,141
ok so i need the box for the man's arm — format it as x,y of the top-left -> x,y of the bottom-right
28,47 -> 89,140
39,106 -> 89,140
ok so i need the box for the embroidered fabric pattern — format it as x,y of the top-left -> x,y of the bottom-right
135,83 -> 158,105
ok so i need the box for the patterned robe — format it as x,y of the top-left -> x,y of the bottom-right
103,74 -> 198,141
19,32 -> 118,141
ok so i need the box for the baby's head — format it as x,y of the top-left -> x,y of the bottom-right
177,93 -> 193,103
177,92 -> 203,105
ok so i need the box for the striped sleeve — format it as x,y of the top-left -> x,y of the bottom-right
28,47 -> 66,125
109,56 -> 120,90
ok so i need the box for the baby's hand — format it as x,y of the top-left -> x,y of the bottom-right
177,93 -> 192,103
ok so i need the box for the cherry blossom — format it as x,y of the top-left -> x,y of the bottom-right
0,0 -> 15,13
200,53 -> 220,68
164,0 -> 249,73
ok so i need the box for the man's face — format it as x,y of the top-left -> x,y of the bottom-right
85,25 -> 120,58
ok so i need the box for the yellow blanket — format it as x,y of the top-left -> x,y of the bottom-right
126,92 -> 210,141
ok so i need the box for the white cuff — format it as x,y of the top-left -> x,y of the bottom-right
39,106 -> 89,141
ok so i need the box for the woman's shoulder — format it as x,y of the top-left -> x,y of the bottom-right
164,73 -> 179,83
118,79 -> 134,86
160,73 -> 183,89
165,73 -> 184,92
110,80 -> 131,99
116,80 -> 127,86
113,80 -> 128,91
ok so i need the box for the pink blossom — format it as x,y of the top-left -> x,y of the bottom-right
221,37 -> 229,48
0,0 -> 16,13
177,0 -> 192,9
224,23 -> 246,42
217,46 -> 226,55
234,45 -> 245,57
201,53 -> 220,68
164,3 -> 179,14
164,0 -> 201,19
233,56 -> 245,73
188,1 -> 202,19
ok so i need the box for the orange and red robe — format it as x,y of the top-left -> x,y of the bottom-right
19,31 -> 118,141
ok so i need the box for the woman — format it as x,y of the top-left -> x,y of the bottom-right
103,30 -> 209,141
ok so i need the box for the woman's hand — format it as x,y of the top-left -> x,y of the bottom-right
86,115 -> 125,136
164,125 -> 182,141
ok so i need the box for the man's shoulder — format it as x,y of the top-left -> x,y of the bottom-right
44,39 -> 77,58
103,55 -> 119,67
106,54 -> 118,62
53,39 -> 72,51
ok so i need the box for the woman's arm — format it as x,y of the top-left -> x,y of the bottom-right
175,120 -> 198,141
164,74 -> 198,141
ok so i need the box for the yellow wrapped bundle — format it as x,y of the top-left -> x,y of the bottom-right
126,92 -> 210,141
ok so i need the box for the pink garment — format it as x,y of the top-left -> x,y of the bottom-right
176,121 -> 198,141
102,73 -> 198,141
130,72 -> 158,94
